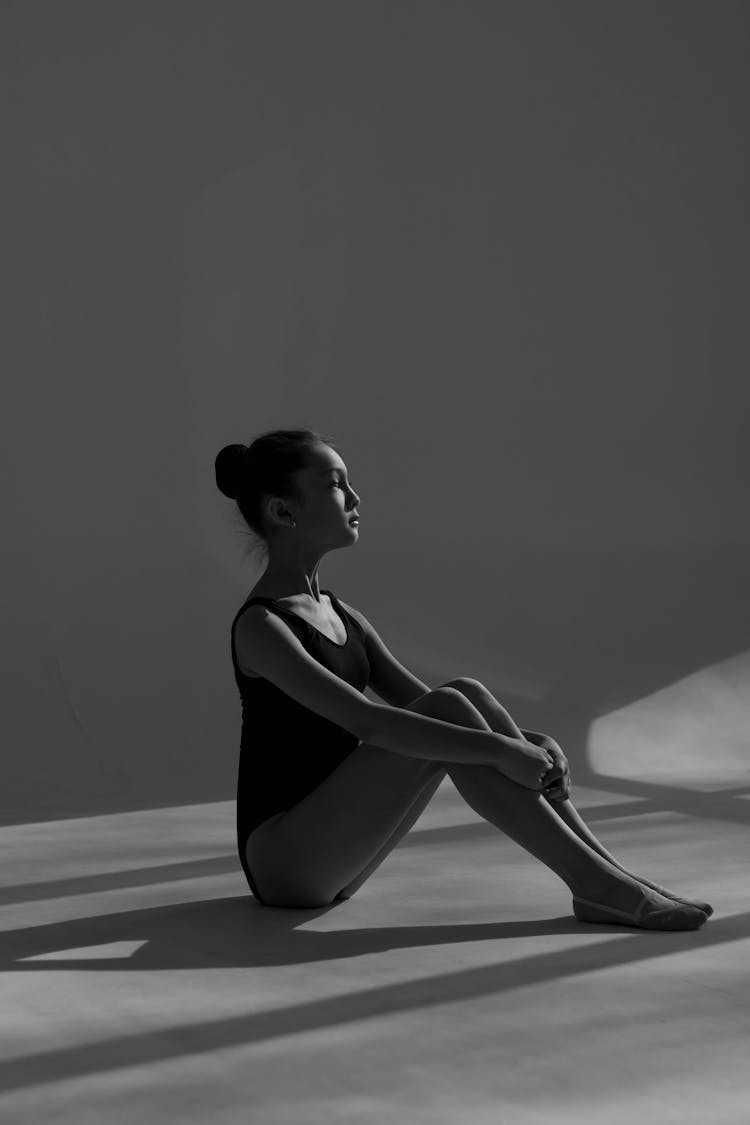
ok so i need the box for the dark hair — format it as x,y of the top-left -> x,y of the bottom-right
215,428 -> 339,563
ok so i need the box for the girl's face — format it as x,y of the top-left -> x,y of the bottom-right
298,446 -> 361,543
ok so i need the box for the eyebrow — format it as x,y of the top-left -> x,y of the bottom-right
318,468 -> 347,477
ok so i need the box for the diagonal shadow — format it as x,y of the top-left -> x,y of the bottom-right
572,772 -> 750,825
2,777 -> 746,907
0,895 -> 598,973
1,907 -> 748,1093
519,720 -> 750,828
0,857 -> 239,907
572,790 -> 750,825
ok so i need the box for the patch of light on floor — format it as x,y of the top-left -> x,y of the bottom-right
18,940 -> 149,961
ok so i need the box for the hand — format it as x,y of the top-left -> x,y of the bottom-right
525,733 -> 571,802
492,735 -> 555,791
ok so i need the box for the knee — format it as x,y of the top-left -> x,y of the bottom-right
441,676 -> 486,697
423,684 -> 487,728
439,676 -> 495,713
441,677 -> 512,721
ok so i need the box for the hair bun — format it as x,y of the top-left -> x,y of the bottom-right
215,443 -> 247,500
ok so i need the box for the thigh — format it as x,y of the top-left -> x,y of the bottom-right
333,764 -> 446,902
245,686 -> 471,907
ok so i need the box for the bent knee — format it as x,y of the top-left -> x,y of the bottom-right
441,676 -> 487,696
440,677 -> 512,720
408,684 -> 465,710
414,684 -> 486,724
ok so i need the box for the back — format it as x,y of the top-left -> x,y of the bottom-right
229,588 -> 371,884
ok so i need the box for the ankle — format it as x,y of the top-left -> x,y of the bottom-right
571,871 -> 639,903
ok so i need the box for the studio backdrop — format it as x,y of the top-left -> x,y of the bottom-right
3,0 -> 748,825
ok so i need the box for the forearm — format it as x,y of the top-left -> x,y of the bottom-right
365,702 -> 517,766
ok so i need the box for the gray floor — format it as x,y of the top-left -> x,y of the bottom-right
1,766 -> 747,1124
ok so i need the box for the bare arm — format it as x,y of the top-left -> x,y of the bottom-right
365,704 -> 554,788
333,600 -> 554,785
364,702 -> 511,765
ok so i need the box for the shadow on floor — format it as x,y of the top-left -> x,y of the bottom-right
1,905 -> 749,1094
0,896 -> 622,973
2,777 -> 746,910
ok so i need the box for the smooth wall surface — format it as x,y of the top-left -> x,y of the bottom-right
3,1 -> 749,823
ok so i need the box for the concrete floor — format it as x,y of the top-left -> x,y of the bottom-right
1,771 -> 748,1124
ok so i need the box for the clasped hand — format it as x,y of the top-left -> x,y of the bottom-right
525,732 -> 571,802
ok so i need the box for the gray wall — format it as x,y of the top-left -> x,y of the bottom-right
3,1 -> 748,823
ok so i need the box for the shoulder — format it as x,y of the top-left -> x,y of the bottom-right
236,600 -> 271,625
234,602 -> 273,643
235,600 -> 297,638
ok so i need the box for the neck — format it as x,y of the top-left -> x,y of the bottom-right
257,565 -> 324,602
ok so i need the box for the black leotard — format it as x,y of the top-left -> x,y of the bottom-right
229,588 -> 370,896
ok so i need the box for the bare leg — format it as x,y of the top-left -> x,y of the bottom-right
549,800 -> 712,913
448,678 -> 712,915
245,682 -> 705,926
438,688 -> 706,927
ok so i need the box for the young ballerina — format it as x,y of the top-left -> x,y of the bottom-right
215,428 -> 711,929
